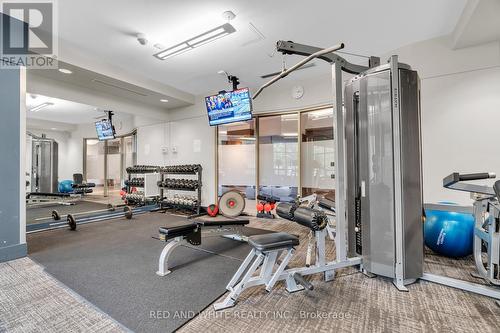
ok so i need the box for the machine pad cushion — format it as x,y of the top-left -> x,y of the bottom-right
248,232 -> 299,251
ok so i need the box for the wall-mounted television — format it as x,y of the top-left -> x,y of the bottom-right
205,87 -> 253,126
95,119 -> 115,140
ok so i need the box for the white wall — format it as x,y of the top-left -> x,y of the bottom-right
388,37 -> 500,205
137,103 -> 217,205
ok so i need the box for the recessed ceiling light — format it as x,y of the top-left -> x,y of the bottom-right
160,99 -> 169,103
51,127 -> 57,130
58,68 -> 72,74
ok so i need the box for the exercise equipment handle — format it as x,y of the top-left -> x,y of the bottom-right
443,172 -> 497,196
253,42 -> 345,100
293,273 -> 314,291
458,172 -> 496,182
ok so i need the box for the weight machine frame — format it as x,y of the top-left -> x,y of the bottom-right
422,172 -> 500,304
257,41 -> 379,268
220,41 -> 379,299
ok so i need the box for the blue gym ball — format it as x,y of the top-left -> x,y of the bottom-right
424,203 -> 475,258
58,180 -> 74,193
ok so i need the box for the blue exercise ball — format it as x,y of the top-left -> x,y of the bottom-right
58,180 -> 74,193
424,203 -> 475,258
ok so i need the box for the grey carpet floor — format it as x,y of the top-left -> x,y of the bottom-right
27,213 -> 269,333
27,200 -> 109,224
0,257 -> 125,333
179,218 -> 500,333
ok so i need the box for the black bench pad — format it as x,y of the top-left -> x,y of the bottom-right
159,222 -> 197,240
195,219 -> 249,227
248,232 -> 299,251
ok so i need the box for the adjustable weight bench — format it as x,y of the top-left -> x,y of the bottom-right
156,218 -> 249,276
214,232 -> 305,310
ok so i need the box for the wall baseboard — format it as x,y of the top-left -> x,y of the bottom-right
0,243 -> 27,263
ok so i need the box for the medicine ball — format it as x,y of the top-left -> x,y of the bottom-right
207,204 -> 219,217
256,203 -> 264,212
424,203 -> 474,258
58,180 -> 73,193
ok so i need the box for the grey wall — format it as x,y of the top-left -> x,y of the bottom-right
0,67 -> 27,262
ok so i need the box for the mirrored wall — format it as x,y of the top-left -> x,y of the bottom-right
84,132 -> 137,201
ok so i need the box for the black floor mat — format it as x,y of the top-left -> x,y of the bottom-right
28,212 -> 270,333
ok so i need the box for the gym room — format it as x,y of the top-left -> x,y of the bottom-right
0,1 -> 499,332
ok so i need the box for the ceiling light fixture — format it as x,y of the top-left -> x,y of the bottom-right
30,102 -> 54,112
160,99 -> 169,103
58,68 -> 72,74
154,23 -> 236,60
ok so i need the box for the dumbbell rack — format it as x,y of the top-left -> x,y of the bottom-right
125,165 -> 160,206
157,165 -> 202,214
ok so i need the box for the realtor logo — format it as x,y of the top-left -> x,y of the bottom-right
1,0 -> 58,68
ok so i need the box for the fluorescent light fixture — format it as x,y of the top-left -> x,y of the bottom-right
154,23 -> 236,60
160,99 -> 169,103
240,137 -> 256,141
219,131 -> 227,135
58,68 -> 72,74
30,102 -> 54,112
282,132 -> 298,137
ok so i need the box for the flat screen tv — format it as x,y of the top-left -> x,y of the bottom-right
205,87 -> 252,126
95,119 -> 115,140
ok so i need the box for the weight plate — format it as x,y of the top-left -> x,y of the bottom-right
124,206 -> 133,220
218,191 -> 245,217
52,210 -> 61,221
67,214 -> 77,231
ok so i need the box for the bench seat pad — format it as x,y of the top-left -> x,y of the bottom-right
248,232 -> 299,251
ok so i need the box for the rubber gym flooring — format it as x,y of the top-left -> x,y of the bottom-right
27,212 -> 271,333
26,200 -> 110,224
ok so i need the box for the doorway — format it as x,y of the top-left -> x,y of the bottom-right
84,132 -> 137,203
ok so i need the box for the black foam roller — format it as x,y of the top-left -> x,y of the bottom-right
293,207 -> 328,231
276,202 -> 297,221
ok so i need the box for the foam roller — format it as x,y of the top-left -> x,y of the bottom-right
276,202 -> 298,221
293,207 -> 328,231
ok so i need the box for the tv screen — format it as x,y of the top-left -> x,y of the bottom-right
95,119 -> 115,140
205,87 -> 252,126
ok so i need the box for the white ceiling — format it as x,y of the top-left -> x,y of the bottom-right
452,0 -> 500,49
26,94 -> 114,124
56,0 -> 468,95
